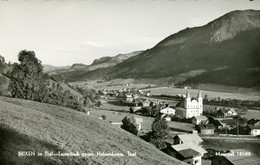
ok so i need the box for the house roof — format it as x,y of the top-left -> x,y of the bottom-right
160,107 -> 176,114
178,149 -> 201,159
174,133 -> 203,144
192,116 -> 208,120
224,149 -> 260,165
248,124 -> 260,130
195,124 -> 216,130
171,142 -> 207,155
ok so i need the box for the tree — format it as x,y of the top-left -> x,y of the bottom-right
150,118 -> 169,150
9,50 -> 47,101
121,116 -> 138,135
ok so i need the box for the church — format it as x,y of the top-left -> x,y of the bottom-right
175,90 -> 203,119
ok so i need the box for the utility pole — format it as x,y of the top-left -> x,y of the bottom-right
237,121 -> 239,136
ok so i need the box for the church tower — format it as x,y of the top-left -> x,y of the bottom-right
184,90 -> 191,108
197,89 -> 203,115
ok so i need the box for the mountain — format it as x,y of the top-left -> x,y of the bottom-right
51,51 -> 143,81
43,64 -> 70,73
99,10 -> 259,87
84,51 -> 143,71
0,96 -> 184,165
56,10 -> 260,87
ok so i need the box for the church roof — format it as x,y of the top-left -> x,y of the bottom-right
175,99 -> 184,108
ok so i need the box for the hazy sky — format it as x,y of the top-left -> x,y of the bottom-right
1,0 -> 260,66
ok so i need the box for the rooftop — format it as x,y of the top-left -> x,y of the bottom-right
175,133 -> 203,144
192,116 -> 208,120
224,149 -> 260,165
178,149 -> 201,159
171,142 -> 207,155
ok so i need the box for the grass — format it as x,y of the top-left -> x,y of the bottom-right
143,87 -> 260,101
0,96 -> 185,165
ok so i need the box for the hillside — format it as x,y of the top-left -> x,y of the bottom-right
43,65 -> 70,73
0,96 -> 185,165
96,10 -> 260,87
85,51 -> 143,71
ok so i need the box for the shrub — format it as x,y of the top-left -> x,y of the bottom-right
121,116 -> 138,135
150,118 -> 169,150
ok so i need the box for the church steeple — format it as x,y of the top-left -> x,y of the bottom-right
186,90 -> 190,98
197,89 -> 202,98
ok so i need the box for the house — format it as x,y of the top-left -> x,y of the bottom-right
226,108 -> 237,117
125,94 -> 133,102
173,133 -> 203,145
164,142 -> 206,165
139,100 -> 150,107
212,149 -> 260,165
173,148 -> 202,165
129,106 -> 142,113
134,117 -> 143,131
215,108 -> 237,118
164,141 -> 206,165
194,124 -> 215,135
175,90 -> 203,119
192,116 -> 208,125
247,125 -> 260,136
160,107 -> 176,116
247,118 -> 260,126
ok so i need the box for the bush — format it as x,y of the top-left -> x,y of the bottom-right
150,118 -> 169,150
101,115 -> 106,120
121,116 -> 138,135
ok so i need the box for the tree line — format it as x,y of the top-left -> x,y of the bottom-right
1,50 -> 94,111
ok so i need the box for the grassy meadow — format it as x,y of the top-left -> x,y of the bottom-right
0,96 -> 185,165
144,86 -> 260,101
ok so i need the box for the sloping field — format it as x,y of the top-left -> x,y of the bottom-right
0,96 -> 185,165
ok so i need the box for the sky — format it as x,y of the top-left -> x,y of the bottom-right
0,0 -> 260,66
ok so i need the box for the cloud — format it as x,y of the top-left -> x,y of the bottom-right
80,41 -> 119,48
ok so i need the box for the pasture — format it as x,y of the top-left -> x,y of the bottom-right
144,87 -> 260,101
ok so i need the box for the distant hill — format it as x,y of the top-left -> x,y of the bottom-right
43,64 -> 70,73
85,51 -> 143,71
0,96 -> 184,165
103,10 -> 260,87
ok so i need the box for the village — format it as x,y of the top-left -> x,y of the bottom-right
87,85 -> 260,165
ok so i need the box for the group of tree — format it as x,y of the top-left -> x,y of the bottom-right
7,50 -> 89,111
121,116 -> 138,135
121,115 -> 170,150
149,118 -> 169,150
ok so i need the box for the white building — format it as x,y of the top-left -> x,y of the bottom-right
248,125 -> 260,136
175,90 -> 203,119
160,107 -> 176,115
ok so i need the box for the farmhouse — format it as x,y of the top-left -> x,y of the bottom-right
192,116 -> 208,125
247,125 -> 260,136
166,148 -> 202,165
125,94 -> 133,102
160,107 -> 176,116
134,117 -> 143,131
175,90 -> 203,119
194,124 -> 215,135
173,133 -> 203,145
212,149 -> 260,165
